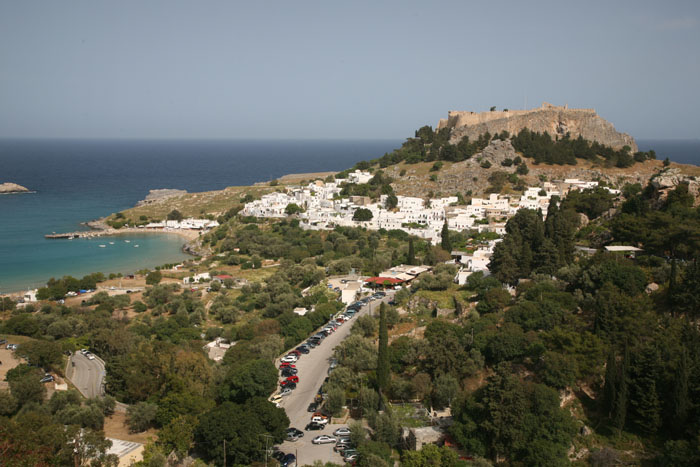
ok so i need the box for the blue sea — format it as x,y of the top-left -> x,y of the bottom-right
0,139 -> 401,293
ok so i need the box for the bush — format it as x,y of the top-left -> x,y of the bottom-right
146,270 -> 163,285
127,402 -> 158,433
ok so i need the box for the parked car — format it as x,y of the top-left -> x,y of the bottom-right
40,374 -> 54,383
281,453 -> 296,467
334,442 -> 355,453
280,388 -> 293,397
7,343 -> 18,350
285,375 -> 299,384
312,435 -> 337,444
344,453 -> 359,462
296,345 -> 310,354
270,394 -> 284,405
305,422 -> 324,431
310,416 -> 328,425
86,353 -> 96,360
279,362 -> 296,369
0,339 -> 7,346
80,349 -> 89,355
307,401 -> 318,412
280,381 -> 296,390
288,349 -> 302,356
333,427 -> 351,436
286,427 -> 304,438
305,340 -> 318,348
281,355 -> 298,363
281,368 -> 297,377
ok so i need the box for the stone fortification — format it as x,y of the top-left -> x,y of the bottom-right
437,102 -> 637,152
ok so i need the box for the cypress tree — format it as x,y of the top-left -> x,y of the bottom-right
603,349 -> 618,417
440,220 -> 452,253
671,349 -> 690,436
407,237 -> 415,265
612,344 -> 629,430
377,302 -> 390,393
629,346 -> 661,434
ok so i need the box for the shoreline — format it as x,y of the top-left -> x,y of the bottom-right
45,226 -> 201,242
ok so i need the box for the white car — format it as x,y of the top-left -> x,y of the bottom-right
281,355 -> 298,363
270,394 -> 284,406
312,435 -> 337,444
333,427 -> 351,436
311,416 -> 329,425
280,388 -> 293,397
86,353 -> 96,360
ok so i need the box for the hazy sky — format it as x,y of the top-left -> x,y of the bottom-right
1,0 -> 699,140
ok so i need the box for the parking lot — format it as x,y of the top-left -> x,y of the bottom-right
273,292 -> 394,465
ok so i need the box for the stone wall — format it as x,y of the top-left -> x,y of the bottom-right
437,102 -> 637,152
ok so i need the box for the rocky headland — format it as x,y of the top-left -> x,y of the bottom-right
438,102 -> 637,152
0,182 -> 32,194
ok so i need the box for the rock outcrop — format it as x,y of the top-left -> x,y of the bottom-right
0,182 -> 31,194
651,168 -> 700,205
438,102 -> 637,152
136,188 -> 188,206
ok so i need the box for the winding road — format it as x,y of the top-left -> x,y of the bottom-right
66,352 -> 105,398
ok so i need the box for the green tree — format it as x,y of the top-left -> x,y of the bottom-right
377,302 -> 390,394
194,400 -> 288,466
353,208 -> 373,222
284,203 -> 304,215
612,345 -> 629,430
21,339 -> 63,369
218,359 -> 278,403
325,385 -> 346,417
126,402 -> 158,433
167,209 -> 183,221
407,237 -> 416,265
145,270 -> 163,285
158,415 -> 197,459
440,221 -> 452,252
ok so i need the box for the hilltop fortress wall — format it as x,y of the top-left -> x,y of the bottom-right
437,102 -> 637,152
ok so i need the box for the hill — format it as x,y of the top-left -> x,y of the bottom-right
439,102 -> 637,152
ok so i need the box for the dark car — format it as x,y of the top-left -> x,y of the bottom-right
281,453 -> 296,467
287,427 -> 303,437
305,422 -> 324,431
307,401 -> 318,412
281,368 -> 298,377
280,381 -> 297,389
296,345 -> 310,354
305,340 -> 318,348
272,450 -> 286,461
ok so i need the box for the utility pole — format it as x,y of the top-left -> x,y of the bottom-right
223,439 -> 226,467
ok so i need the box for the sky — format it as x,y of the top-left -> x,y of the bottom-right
1,0 -> 699,140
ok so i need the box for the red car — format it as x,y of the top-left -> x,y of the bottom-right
279,362 -> 296,369
286,375 -> 299,384
288,349 -> 302,356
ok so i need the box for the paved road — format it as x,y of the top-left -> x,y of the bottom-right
275,293 -> 394,466
67,352 -> 105,398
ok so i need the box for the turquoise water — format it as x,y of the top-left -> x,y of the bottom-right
2,234 -> 191,292
0,139 -> 401,293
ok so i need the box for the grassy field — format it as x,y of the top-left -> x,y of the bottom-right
114,185 -> 275,222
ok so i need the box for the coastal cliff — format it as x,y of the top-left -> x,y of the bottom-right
438,102 -> 638,152
0,182 -> 31,194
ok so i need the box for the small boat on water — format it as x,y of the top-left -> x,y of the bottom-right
99,244 -> 106,248
134,245 -> 140,248
124,240 -> 131,243
109,242 -> 115,245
